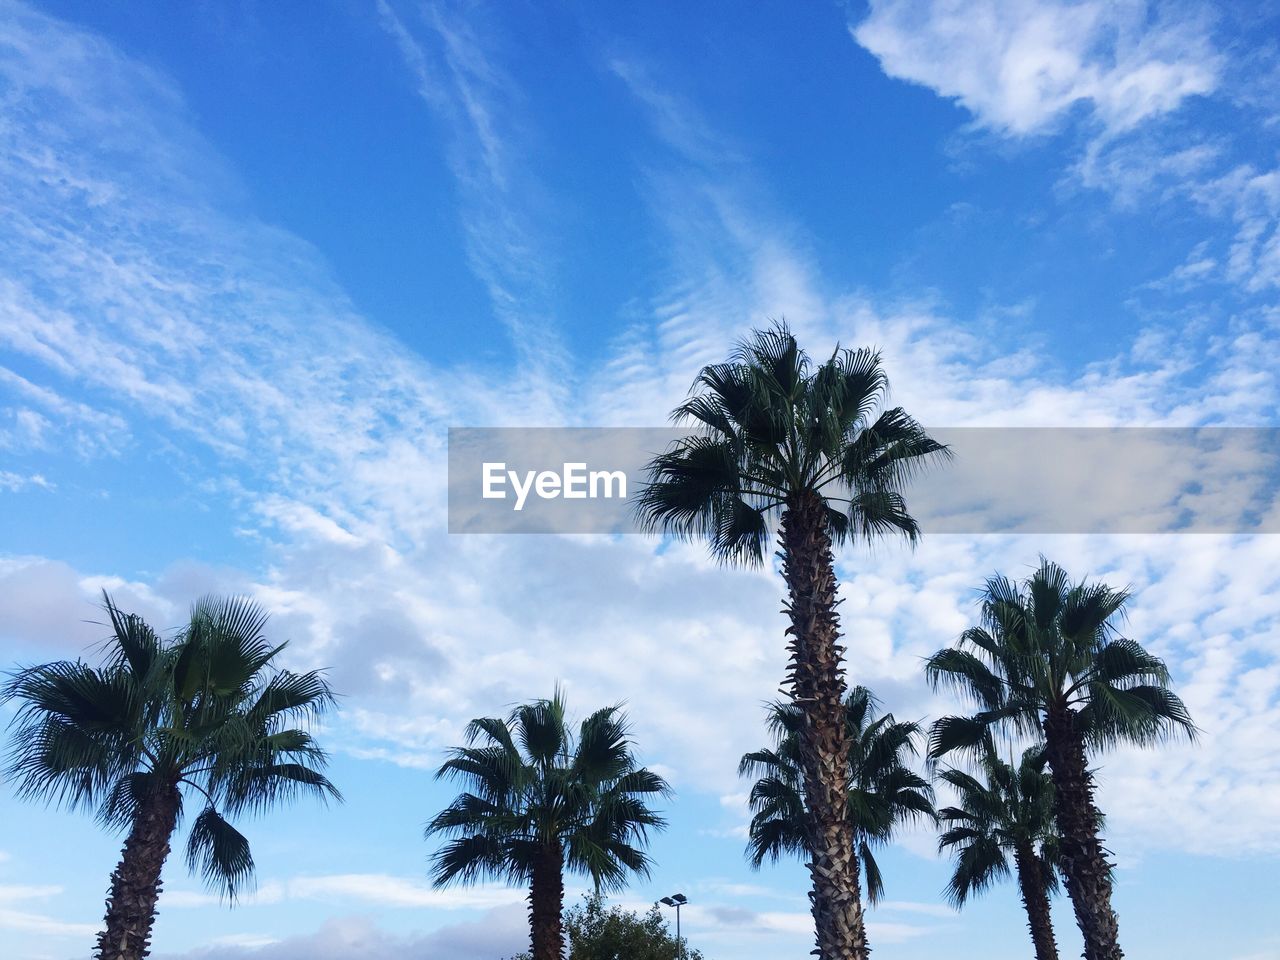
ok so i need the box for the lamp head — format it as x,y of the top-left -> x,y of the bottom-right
660,897 -> 676,906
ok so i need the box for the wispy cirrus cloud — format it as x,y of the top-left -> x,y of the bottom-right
374,0 -> 571,388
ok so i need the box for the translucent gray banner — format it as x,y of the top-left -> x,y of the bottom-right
447,427 -> 1280,534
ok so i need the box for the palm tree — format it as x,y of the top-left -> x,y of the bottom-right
925,559 -> 1195,960
637,323 -> 949,960
426,690 -> 670,960
739,686 -> 935,903
938,743 -> 1062,960
3,593 -> 340,960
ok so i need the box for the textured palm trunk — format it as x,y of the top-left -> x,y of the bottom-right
1014,842 -> 1061,960
95,782 -> 181,960
1043,707 -> 1123,960
780,490 -> 868,960
528,841 -> 566,960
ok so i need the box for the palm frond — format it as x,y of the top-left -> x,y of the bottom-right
186,806 -> 255,901
638,324 -> 945,562
426,694 -> 665,896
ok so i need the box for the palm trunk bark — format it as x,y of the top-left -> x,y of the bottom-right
528,840 -> 566,960
1014,842 -> 1061,960
780,490 -> 868,960
1043,706 -> 1122,960
95,782 -> 181,960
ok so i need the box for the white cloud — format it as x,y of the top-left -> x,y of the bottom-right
0,471 -> 51,493
154,909 -> 530,960
1192,164 -> 1280,292
162,874 -> 522,912
853,0 -> 1221,138
0,884 -> 97,939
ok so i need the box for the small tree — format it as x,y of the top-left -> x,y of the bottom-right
4,593 -> 339,960
926,560 -> 1195,960
938,743 -> 1062,960
739,686 -> 935,902
427,691 -> 670,960
511,892 -> 704,960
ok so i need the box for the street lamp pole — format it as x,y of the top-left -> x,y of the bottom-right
659,893 -> 689,960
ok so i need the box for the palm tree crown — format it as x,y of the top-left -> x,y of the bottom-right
738,686 -> 936,902
938,742 -> 1064,960
426,690 -> 669,890
3,593 -> 340,900
925,558 -> 1195,757
926,559 -> 1194,960
635,323 -> 951,564
938,744 -> 1059,906
427,691 -> 669,960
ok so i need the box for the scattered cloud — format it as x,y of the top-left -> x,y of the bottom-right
162,874 -> 523,913
0,471 -> 51,493
155,910 -> 529,960
0,884 -> 97,939
852,0 -> 1221,139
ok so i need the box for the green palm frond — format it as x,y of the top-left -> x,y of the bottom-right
859,839 -> 885,904
944,832 -> 1009,906
4,660 -> 145,811
426,693 -> 669,896
938,743 -> 1059,909
1079,683 -> 1197,748
637,322 -> 948,564
187,806 -> 255,901
4,593 -> 340,899
928,560 -> 1193,758
431,834 -> 513,887
739,687 -> 934,897
100,592 -> 164,680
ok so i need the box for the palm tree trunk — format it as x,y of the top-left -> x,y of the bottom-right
780,490 -> 868,960
95,782 -> 182,960
1043,707 -> 1122,960
1014,842 -> 1060,960
528,840 -> 566,960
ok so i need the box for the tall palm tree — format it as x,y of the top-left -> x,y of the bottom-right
925,559 -> 1195,960
938,743 -> 1062,960
426,690 -> 670,960
3,593 -> 340,960
637,323 -> 949,960
739,686 -> 935,903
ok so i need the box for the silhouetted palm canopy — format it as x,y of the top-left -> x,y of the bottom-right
925,559 -> 1194,960
925,559 -> 1196,757
426,691 -> 669,891
635,323 -> 951,564
738,687 -> 936,902
3,593 -> 339,898
938,744 -> 1060,906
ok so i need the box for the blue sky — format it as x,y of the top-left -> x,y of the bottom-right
1,1 -> 1279,958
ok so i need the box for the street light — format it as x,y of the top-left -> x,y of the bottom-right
658,893 -> 689,959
